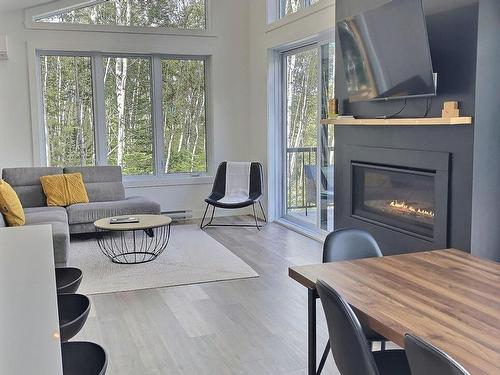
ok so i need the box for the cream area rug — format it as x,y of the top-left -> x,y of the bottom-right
69,224 -> 259,295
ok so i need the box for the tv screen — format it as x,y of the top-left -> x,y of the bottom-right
337,0 -> 436,102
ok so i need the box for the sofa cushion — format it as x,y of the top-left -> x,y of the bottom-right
63,166 -> 125,203
24,206 -> 68,224
24,207 -> 69,265
0,179 -> 25,226
66,196 -> 161,225
40,173 -> 89,207
1,167 -> 64,207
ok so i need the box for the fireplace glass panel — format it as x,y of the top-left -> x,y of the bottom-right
352,163 -> 435,238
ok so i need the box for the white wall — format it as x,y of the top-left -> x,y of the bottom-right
248,0 -> 335,221
0,0 -> 251,218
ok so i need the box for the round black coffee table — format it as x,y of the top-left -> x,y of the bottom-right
94,215 -> 172,264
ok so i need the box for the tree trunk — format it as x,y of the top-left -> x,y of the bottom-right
73,58 -> 85,165
114,0 -> 132,166
115,57 -> 128,167
190,93 -> 205,170
164,113 -> 174,172
42,56 -> 49,163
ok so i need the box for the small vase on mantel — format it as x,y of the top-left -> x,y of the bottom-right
328,98 -> 338,119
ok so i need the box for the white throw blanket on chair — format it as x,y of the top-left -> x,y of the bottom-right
218,162 -> 251,204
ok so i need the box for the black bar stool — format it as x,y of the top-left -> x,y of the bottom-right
58,294 -> 91,342
61,341 -> 107,375
55,268 -> 83,294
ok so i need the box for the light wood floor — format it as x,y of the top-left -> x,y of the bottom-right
75,216 -> 340,374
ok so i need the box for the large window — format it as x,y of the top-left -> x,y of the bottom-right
35,0 -> 206,30
39,52 -> 209,177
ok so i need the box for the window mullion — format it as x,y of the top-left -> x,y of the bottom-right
152,56 -> 165,176
92,54 -> 107,166
279,0 -> 285,18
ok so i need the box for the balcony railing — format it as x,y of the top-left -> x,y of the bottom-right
286,146 -> 334,210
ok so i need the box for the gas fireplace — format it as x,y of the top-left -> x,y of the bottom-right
338,146 -> 451,253
352,163 -> 436,239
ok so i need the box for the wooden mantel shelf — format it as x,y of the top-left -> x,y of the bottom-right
320,116 -> 473,126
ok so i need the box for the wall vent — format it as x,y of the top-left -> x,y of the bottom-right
162,210 -> 193,221
0,35 -> 7,61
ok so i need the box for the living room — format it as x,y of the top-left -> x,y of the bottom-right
1,0 -> 500,374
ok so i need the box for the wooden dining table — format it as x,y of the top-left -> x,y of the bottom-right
289,249 -> 500,375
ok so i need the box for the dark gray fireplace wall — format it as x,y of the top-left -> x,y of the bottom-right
470,0 -> 500,262
335,0 -> 479,119
334,0 -> 478,254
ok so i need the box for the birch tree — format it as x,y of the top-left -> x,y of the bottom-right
114,0 -> 131,166
40,1 -> 210,174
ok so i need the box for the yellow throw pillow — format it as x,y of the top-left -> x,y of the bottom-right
0,179 -> 25,226
40,173 -> 89,207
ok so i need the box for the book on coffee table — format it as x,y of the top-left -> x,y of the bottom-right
109,217 -> 140,224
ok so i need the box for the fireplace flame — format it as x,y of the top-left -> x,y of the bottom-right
389,200 -> 435,218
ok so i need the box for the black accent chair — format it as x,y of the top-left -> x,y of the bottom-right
317,228 -> 388,374
405,334 -> 470,375
62,341 -> 108,375
316,280 -> 411,375
200,162 -> 266,230
56,267 -> 83,294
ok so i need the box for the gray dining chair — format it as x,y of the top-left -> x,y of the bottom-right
317,279 -> 411,375
405,334 -> 470,375
317,228 -> 388,374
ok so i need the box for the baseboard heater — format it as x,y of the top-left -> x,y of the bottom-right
162,210 -> 193,221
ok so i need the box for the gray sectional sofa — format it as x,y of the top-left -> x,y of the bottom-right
0,166 -> 161,266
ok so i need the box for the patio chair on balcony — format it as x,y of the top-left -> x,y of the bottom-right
200,161 -> 266,230
303,164 -> 335,216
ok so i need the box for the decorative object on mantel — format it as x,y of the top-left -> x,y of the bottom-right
328,98 -> 338,119
442,101 -> 460,118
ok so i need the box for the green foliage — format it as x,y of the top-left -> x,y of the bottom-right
39,0 -> 206,30
286,48 -> 319,149
41,55 -> 95,167
285,45 -> 335,209
41,53 -> 207,175
163,59 -> 206,173
104,57 -> 154,175
40,1 -> 208,175
283,0 -> 303,16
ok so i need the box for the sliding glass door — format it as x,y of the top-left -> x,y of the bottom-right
283,45 -> 319,229
281,40 -> 335,233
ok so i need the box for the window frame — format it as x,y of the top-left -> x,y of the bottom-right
36,50 -> 212,180
25,0 -> 214,37
267,30 -> 334,232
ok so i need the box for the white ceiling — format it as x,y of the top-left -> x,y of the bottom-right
0,0 -> 54,12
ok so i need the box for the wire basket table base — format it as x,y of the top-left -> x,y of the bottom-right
96,224 -> 171,264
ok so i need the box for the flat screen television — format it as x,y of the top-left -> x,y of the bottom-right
337,0 -> 436,102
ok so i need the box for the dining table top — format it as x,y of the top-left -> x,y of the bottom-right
289,248 -> 500,375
